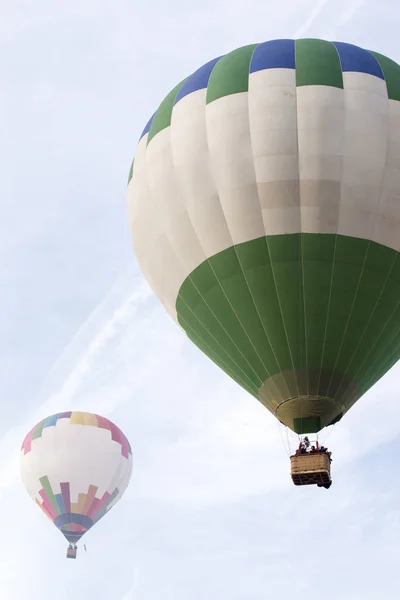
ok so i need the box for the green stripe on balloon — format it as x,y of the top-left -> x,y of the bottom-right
295,39 -> 343,88
176,234 -> 400,432
32,419 -> 47,441
370,51 -> 400,100
147,79 -> 186,145
127,158 -> 134,185
206,44 -> 257,104
40,476 -> 60,515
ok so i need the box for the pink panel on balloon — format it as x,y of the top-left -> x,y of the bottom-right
21,426 -> 35,454
39,490 -> 56,519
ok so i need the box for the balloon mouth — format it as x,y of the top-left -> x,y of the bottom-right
54,513 -> 94,543
275,396 -> 342,433
257,368 -> 357,432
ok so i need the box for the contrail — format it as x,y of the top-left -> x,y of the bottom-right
336,0 -> 366,27
293,0 -> 366,39
293,0 -> 332,37
0,265 -> 154,496
36,265 -> 152,405
121,568 -> 140,599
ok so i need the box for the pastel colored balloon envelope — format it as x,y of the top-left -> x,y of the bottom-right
20,412 -> 132,546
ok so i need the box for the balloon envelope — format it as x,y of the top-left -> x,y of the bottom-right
128,39 -> 400,433
21,411 -> 132,544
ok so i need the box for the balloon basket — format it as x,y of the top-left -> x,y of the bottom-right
290,452 -> 331,488
66,545 -> 77,559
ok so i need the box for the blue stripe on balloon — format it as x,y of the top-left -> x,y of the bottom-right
333,42 -> 384,79
55,493 -> 66,515
250,39 -> 295,73
55,513 -> 93,544
139,113 -> 155,141
54,513 -> 94,530
43,414 -> 60,429
174,57 -> 222,105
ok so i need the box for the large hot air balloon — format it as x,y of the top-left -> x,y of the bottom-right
21,411 -> 132,557
127,39 -> 400,485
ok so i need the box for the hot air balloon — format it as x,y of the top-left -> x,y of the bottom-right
21,411 -> 132,557
127,38 -> 400,487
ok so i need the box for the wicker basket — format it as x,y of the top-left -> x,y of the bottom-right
290,452 -> 331,486
67,546 -> 77,559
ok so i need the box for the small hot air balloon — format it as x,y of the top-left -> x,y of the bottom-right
127,38 -> 400,487
20,411 -> 133,558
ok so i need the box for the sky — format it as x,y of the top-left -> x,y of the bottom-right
1,0 -> 400,598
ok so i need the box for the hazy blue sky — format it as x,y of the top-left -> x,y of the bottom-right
1,0 -> 400,598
